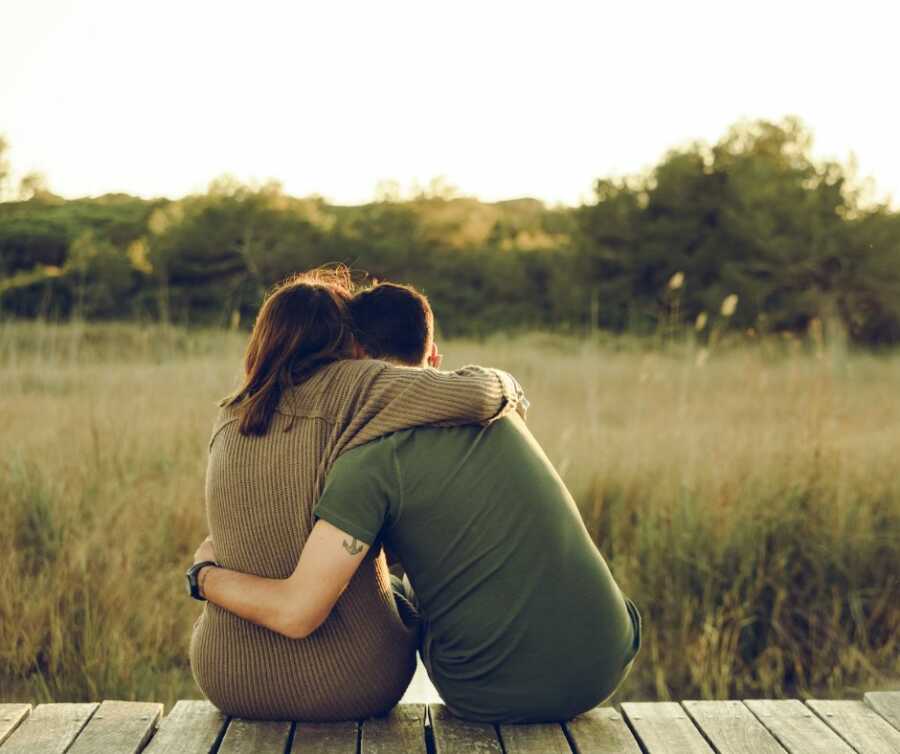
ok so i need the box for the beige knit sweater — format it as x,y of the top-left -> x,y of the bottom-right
189,358 -> 523,721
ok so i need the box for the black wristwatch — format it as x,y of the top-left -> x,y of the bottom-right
186,560 -> 218,601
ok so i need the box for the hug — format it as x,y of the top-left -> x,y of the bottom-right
187,268 -> 641,724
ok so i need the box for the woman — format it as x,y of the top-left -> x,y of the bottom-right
188,269 -> 525,721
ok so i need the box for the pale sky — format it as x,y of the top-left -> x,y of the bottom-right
1,0 -> 898,207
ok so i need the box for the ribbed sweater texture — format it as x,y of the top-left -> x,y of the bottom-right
189,358 -> 522,721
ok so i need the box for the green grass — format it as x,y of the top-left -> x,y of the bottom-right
1,321 -> 898,711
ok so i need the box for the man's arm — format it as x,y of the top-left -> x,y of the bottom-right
193,520 -> 370,640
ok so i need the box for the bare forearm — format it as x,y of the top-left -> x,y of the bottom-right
200,566 -> 297,637
190,522 -> 364,640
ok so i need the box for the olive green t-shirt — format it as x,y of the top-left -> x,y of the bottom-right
314,413 -> 640,723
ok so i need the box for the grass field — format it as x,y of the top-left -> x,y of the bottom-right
1,321 -> 898,712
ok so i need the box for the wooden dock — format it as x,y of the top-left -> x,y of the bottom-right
0,692 -> 898,753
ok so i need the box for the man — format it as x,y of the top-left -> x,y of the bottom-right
191,282 -> 640,723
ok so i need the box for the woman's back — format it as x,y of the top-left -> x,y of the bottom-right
190,357 -> 521,720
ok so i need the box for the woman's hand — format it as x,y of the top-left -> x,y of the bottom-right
193,535 -> 217,565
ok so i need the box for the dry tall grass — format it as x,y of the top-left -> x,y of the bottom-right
1,321 -> 898,711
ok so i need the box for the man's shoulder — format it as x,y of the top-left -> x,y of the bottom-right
408,413 -> 522,439
331,414 -> 531,478
329,419 -> 477,477
391,414 -> 523,457
329,429 -> 397,476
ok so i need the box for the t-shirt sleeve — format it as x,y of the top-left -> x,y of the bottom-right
313,440 -> 396,546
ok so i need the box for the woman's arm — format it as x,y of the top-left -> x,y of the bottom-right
192,521 -> 370,640
336,362 -> 527,456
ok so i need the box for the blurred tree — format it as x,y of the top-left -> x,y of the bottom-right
2,120 -> 899,345
837,207 -> 900,344
18,171 -> 53,202
0,215 -> 70,274
67,230 -> 135,317
412,176 -> 460,201
575,116 -> 900,344
144,180 -> 332,325
335,199 -> 429,281
575,177 -> 645,331
373,179 -> 402,203
0,135 -> 9,199
711,118 -> 859,338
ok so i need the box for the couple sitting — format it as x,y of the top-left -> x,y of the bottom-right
187,269 -> 641,723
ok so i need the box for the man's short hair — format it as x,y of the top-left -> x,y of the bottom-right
349,282 -> 434,365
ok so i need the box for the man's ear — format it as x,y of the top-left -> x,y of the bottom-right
352,341 -> 368,360
428,341 -> 442,368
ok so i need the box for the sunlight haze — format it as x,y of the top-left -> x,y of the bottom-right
2,0 -> 897,206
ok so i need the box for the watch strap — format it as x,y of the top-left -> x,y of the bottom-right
187,560 -> 218,600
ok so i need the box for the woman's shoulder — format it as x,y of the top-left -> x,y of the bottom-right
207,401 -> 241,449
324,358 -> 389,380
282,359 -> 390,414
306,358 -> 390,391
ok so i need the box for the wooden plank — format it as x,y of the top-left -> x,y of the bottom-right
807,699 -> 900,753
66,700 -> 162,754
683,700 -> 786,754
864,691 -> 900,731
216,718 -> 293,753
621,702 -> 713,754
143,700 -> 228,753
499,721 -> 571,754
290,720 -> 358,754
0,702 -> 98,754
428,704 -> 502,754
564,706 -> 643,754
0,705 -> 31,747
744,699 -> 855,754
361,704 -> 427,754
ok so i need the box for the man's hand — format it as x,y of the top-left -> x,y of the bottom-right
193,535 -> 217,565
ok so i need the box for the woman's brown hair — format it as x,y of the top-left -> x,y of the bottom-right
222,268 -> 355,436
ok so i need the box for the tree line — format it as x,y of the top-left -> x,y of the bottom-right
2,117 -> 899,344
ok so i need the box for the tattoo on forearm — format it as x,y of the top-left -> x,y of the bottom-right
343,537 -> 363,555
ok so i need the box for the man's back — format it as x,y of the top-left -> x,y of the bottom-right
315,413 -> 641,722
